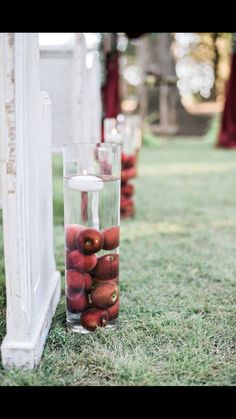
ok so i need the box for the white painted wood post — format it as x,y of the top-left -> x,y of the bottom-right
71,34 -> 101,144
39,34 -> 102,149
0,171 -> 2,208
0,33 -> 61,369
40,44 -> 74,151
71,33 -> 87,143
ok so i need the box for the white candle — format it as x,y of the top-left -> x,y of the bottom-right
68,175 -> 104,192
68,174 -> 103,230
105,128 -> 123,144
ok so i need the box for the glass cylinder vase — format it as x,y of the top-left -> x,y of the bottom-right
124,114 -> 142,176
104,114 -> 137,218
63,143 -> 121,333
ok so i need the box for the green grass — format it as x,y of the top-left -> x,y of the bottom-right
1,127 -> 236,385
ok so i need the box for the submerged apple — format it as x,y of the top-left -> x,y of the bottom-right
66,289 -> 89,313
102,226 -> 120,251
93,276 -> 119,285
121,167 -> 136,183
66,270 -> 85,290
65,224 -> 85,250
122,153 -> 136,169
107,299 -> 119,320
80,308 -> 109,331
68,250 -> 97,273
121,183 -> 134,197
120,197 -> 134,210
90,281 -> 119,309
91,254 -> 119,279
76,228 -> 104,255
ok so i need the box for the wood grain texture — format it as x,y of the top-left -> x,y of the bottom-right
0,33 -> 61,369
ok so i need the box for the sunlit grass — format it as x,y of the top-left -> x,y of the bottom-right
1,132 -> 236,385
141,162 -> 236,176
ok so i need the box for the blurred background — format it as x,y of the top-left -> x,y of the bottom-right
39,32 -> 234,146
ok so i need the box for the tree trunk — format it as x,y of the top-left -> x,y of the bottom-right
210,32 -> 220,101
136,34 -> 152,120
137,33 -> 178,134
136,33 -> 212,136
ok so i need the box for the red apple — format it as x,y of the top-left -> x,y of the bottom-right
80,308 -> 109,331
84,273 -> 93,293
66,249 -> 71,269
110,276 -> 119,285
91,282 -> 119,308
121,206 -> 135,218
121,152 -> 126,162
102,226 -> 120,250
66,270 -> 85,290
93,276 -> 119,285
68,250 -> 97,273
121,167 -> 136,183
66,290 -> 89,313
91,254 -> 119,279
122,154 -> 136,169
121,205 -> 134,214
65,224 -> 85,250
100,160 -> 112,175
121,183 -> 134,197
120,197 -> 134,210
128,155 -> 136,168
107,299 -> 119,320
75,228 -> 104,255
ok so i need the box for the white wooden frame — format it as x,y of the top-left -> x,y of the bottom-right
0,33 -> 61,369
39,33 -> 102,150
70,33 -> 87,144
0,180 -> 2,209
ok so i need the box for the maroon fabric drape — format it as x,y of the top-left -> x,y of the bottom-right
101,51 -> 120,142
102,51 -> 120,119
217,54 -> 236,148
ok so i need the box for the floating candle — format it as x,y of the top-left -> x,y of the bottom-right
105,128 -> 123,144
68,175 -> 104,192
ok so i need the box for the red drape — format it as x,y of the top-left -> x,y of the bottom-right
102,51 -> 120,119
217,54 -> 236,148
101,51 -> 120,142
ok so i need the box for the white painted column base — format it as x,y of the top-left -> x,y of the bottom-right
0,34 -> 61,369
1,271 -> 61,369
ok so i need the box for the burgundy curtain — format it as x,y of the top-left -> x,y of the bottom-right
101,33 -> 147,120
101,33 -> 147,141
102,51 -> 120,119
217,53 -> 236,148
101,50 -> 120,142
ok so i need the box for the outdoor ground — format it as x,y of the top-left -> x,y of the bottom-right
0,120 -> 236,385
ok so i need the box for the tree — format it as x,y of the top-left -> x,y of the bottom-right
136,33 -> 219,136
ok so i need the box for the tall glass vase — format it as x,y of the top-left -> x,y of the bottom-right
124,115 -> 142,175
63,143 -> 121,333
104,114 -> 137,218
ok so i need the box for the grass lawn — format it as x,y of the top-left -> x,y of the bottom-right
1,127 -> 236,385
